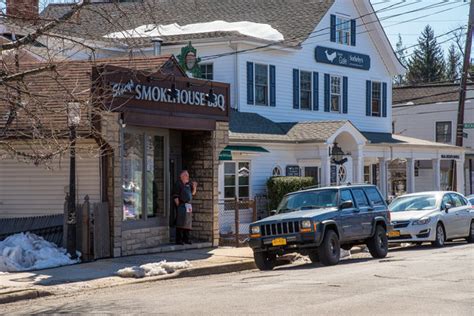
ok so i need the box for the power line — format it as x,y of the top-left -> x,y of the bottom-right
199,1 -> 467,62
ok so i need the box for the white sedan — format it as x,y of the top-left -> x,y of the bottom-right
388,191 -> 474,247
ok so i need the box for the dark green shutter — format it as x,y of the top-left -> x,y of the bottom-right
330,15 -> 336,42
269,65 -> 276,107
324,73 -> 330,112
351,19 -> 356,46
382,82 -> 387,117
342,76 -> 348,114
312,72 -> 319,111
366,80 -> 372,116
293,69 -> 300,109
247,62 -> 254,104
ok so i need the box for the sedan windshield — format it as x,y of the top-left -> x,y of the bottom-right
277,189 -> 338,214
389,194 -> 437,212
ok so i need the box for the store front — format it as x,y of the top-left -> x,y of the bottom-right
94,59 -> 230,256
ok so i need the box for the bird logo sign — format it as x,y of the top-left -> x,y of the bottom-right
325,50 -> 337,63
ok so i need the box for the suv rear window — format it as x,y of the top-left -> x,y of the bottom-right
364,187 -> 384,206
352,189 -> 370,207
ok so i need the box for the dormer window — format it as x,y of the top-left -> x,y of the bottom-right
330,14 -> 356,46
335,16 -> 351,45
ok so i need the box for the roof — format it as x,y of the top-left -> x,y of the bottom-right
393,83 -> 474,106
40,0 -> 335,46
0,55 -> 176,138
229,111 -> 348,143
364,132 -> 461,149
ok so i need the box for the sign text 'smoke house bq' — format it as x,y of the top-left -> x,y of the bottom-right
93,64 -> 230,123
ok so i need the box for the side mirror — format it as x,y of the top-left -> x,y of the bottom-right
270,210 -> 277,216
340,200 -> 353,209
444,203 -> 452,212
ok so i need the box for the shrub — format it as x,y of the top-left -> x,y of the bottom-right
266,176 -> 315,210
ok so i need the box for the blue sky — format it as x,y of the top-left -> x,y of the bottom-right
39,0 -> 472,58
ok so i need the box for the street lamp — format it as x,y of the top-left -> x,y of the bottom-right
67,102 -> 81,259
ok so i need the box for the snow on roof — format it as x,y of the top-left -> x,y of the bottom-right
104,20 -> 284,42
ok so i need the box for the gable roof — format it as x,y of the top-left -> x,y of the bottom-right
229,111 -> 354,143
40,0 -> 335,47
393,83 -> 474,106
0,55 -> 177,138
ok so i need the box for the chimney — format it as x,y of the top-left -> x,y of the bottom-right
152,38 -> 163,56
6,0 -> 39,20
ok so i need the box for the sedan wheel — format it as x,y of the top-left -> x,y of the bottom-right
431,223 -> 445,248
467,221 -> 474,243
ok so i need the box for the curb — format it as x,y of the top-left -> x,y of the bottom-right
0,289 -> 51,305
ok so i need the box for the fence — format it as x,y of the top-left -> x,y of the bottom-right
218,195 -> 270,247
0,214 -> 64,246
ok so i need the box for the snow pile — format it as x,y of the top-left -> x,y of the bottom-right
0,232 -> 80,272
105,20 -> 284,42
340,249 -> 352,259
116,260 -> 191,278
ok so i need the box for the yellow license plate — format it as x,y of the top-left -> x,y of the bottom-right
272,238 -> 287,246
388,230 -> 401,238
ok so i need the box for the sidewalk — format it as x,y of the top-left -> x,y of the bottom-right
0,246 -> 255,304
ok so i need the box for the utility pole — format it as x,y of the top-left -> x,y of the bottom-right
453,0 -> 473,191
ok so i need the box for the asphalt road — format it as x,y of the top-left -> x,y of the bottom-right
2,242 -> 474,315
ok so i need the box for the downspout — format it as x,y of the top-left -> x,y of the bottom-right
233,41 -> 239,111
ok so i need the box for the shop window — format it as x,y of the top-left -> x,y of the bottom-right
200,63 -> 213,80
123,131 -> 165,221
272,166 -> 282,176
364,165 -> 370,184
304,167 -> 319,185
255,64 -> 269,106
335,16 -> 351,45
330,75 -> 341,112
435,121 -> 452,144
224,162 -> 250,199
300,71 -> 312,110
371,81 -> 381,117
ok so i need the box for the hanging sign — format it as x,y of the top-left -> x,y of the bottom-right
330,165 -> 337,184
315,46 -> 371,70
464,123 -> 474,129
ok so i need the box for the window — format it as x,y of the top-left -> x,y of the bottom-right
123,131 -> 165,221
272,166 -> 282,176
340,190 -> 354,205
352,189 -> 370,207
255,64 -> 268,106
441,194 -> 452,209
224,162 -> 250,199
199,63 -> 213,80
364,187 -> 384,206
450,193 -> 466,207
371,81 -> 382,117
435,121 -> 452,144
335,16 -> 351,45
300,71 -> 312,110
304,167 -> 319,185
330,75 -> 341,112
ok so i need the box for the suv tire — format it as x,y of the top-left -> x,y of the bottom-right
253,251 -> 276,271
466,221 -> 474,243
319,230 -> 340,266
367,225 -> 388,258
431,223 -> 445,247
308,250 -> 320,263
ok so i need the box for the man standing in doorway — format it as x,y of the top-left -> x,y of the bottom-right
173,170 -> 197,245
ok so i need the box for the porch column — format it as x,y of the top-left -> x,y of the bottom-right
378,157 -> 388,198
432,158 -> 441,191
406,158 -> 416,193
456,158 -> 465,194
353,146 -> 364,184
320,145 -> 332,186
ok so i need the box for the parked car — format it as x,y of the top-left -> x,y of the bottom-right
248,184 -> 392,271
388,191 -> 474,247
467,195 -> 474,208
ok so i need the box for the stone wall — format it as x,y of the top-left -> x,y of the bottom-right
182,121 -> 229,245
121,226 -> 169,256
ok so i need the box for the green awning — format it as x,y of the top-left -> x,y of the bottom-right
219,145 -> 269,161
